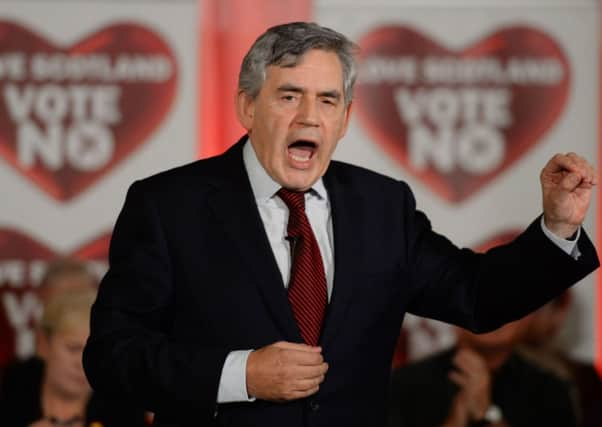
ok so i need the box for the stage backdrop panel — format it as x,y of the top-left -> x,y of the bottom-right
316,0 -> 599,362
0,0 -> 198,366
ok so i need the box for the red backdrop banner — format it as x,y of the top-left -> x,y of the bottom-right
198,0 -> 312,159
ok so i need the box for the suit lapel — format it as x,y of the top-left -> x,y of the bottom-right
205,141 -> 364,347
320,166 -> 363,347
207,139 -> 301,342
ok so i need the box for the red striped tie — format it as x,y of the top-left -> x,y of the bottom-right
277,188 -> 327,346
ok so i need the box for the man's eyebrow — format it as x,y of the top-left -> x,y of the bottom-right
319,90 -> 341,100
277,84 -> 341,100
277,84 -> 304,93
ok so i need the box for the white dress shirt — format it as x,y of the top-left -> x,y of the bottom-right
217,140 -> 334,403
216,139 -> 580,403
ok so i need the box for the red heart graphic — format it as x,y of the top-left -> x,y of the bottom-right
355,26 -> 570,203
0,229 -> 110,367
0,21 -> 178,200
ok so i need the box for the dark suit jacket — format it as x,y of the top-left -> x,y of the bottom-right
83,137 -> 599,427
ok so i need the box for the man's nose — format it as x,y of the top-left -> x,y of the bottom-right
296,98 -> 319,126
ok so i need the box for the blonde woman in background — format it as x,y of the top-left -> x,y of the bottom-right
0,258 -> 97,390
0,288 -> 146,427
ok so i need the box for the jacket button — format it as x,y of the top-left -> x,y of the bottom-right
309,400 -> 320,412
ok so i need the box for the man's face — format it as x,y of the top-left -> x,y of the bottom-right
237,49 -> 352,191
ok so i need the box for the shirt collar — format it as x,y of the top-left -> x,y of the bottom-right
242,138 -> 328,201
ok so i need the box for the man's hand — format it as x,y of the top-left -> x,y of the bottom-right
541,152 -> 597,238
246,341 -> 328,402
448,348 -> 492,421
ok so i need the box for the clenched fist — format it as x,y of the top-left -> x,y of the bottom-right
541,152 -> 597,238
246,341 -> 328,402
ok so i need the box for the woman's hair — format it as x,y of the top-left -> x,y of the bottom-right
39,289 -> 97,336
39,258 -> 96,293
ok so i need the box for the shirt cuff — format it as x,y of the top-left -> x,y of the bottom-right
540,216 -> 581,260
217,350 -> 255,403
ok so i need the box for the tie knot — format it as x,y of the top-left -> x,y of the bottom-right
277,188 -> 306,213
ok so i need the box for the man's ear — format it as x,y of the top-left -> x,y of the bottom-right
236,90 -> 255,131
338,101 -> 353,139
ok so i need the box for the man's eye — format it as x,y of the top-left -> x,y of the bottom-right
282,95 -> 297,101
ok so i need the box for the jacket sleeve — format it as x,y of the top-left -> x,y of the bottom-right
83,181 -> 230,421
401,181 -> 600,333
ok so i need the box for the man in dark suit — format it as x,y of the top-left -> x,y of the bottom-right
82,22 -> 599,427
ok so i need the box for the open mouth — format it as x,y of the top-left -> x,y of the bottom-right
288,140 -> 318,162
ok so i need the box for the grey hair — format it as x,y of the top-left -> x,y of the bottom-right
238,22 -> 358,105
